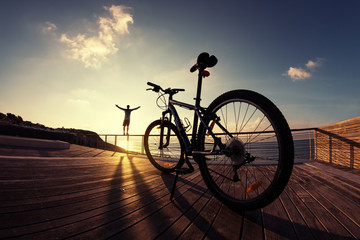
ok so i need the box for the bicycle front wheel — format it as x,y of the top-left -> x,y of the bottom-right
198,90 -> 294,210
144,120 -> 184,173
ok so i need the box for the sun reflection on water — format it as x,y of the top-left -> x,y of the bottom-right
117,138 -> 134,151
100,135 -> 144,153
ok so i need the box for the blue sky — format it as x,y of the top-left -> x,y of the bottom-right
0,0 -> 359,134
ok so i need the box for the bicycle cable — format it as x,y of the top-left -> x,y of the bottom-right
156,92 -> 168,110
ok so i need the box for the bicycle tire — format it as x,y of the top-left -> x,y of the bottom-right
144,120 -> 185,173
197,90 -> 294,210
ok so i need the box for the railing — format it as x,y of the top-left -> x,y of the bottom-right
314,116 -> 360,169
98,134 -> 145,154
98,117 -> 360,170
99,128 -> 316,162
291,128 -> 316,162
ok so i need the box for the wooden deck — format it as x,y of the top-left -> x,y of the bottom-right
0,144 -> 359,240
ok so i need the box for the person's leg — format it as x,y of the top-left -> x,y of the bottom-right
123,119 -> 126,135
127,119 -> 130,135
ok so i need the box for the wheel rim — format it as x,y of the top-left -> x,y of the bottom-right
146,122 -> 182,170
202,98 -> 283,204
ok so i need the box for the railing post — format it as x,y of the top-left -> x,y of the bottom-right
350,145 -> 354,169
141,135 -> 144,154
309,130 -> 312,161
105,135 -> 107,150
115,135 -> 117,151
314,129 -> 317,161
329,135 -> 332,164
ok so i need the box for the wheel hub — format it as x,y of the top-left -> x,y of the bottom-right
225,138 -> 246,164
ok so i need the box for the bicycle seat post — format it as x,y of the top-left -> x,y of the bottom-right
194,69 -> 204,107
190,69 -> 204,149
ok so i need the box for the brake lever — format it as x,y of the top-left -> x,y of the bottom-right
146,88 -> 152,91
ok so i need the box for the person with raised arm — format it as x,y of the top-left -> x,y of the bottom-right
115,104 -> 140,135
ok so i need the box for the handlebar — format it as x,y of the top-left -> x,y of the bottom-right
147,82 -> 162,92
147,82 -> 185,95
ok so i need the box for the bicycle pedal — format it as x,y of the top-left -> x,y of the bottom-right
175,168 -> 194,174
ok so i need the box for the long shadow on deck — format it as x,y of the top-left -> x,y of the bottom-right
107,155 -> 179,238
159,172 -> 228,239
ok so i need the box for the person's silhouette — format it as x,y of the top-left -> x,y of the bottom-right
115,104 -> 140,135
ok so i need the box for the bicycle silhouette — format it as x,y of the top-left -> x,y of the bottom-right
144,52 -> 294,210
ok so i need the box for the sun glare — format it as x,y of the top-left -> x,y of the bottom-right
102,135 -> 143,153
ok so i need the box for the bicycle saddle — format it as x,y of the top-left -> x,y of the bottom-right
190,52 -> 218,72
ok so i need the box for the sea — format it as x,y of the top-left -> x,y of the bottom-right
101,135 -> 314,163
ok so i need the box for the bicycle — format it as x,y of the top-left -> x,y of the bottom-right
144,52 -> 294,211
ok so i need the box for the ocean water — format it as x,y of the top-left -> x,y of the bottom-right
102,135 -> 314,162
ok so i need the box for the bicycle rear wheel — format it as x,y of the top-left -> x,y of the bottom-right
197,90 -> 294,210
144,120 -> 184,173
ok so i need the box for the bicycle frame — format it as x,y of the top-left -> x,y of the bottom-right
160,70 -> 228,158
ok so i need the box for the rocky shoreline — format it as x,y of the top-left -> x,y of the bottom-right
0,112 -> 125,152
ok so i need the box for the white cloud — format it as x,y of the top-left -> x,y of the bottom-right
42,21 -> 57,34
305,58 -> 323,70
60,5 -> 133,69
285,58 -> 324,82
287,67 -> 311,81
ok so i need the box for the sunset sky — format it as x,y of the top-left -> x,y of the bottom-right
0,0 -> 359,135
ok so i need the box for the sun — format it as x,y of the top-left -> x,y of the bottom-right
101,135 -> 143,153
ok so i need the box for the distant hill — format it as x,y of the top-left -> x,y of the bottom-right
0,112 -> 125,152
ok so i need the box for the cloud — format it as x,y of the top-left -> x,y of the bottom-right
60,5 -> 133,69
305,58 -> 323,70
287,67 -> 311,81
42,21 -> 57,34
285,58 -> 324,82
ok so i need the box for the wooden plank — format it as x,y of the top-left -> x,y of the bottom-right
176,165 -> 238,239
156,192 -> 212,239
204,204 -> 243,240
57,171 -> 203,239
286,175 -> 334,239
111,173 -> 211,239
0,159 -> 161,204
280,188 -> 315,240
177,194 -> 222,239
295,164 -> 360,207
1,143 -> 360,239
261,166 -> 298,240
0,170 -> 200,239
240,209 -> 263,240
292,165 -> 360,238
2,154 -> 166,236
240,166 -> 264,240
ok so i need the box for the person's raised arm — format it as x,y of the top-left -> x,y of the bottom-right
115,104 -> 125,111
132,106 -> 141,111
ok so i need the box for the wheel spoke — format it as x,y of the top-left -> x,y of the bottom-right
208,167 -> 234,181
145,120 -> 183,172
240,107 -> 257,132
239,103 -> 249,131
199,90 -> 293,210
